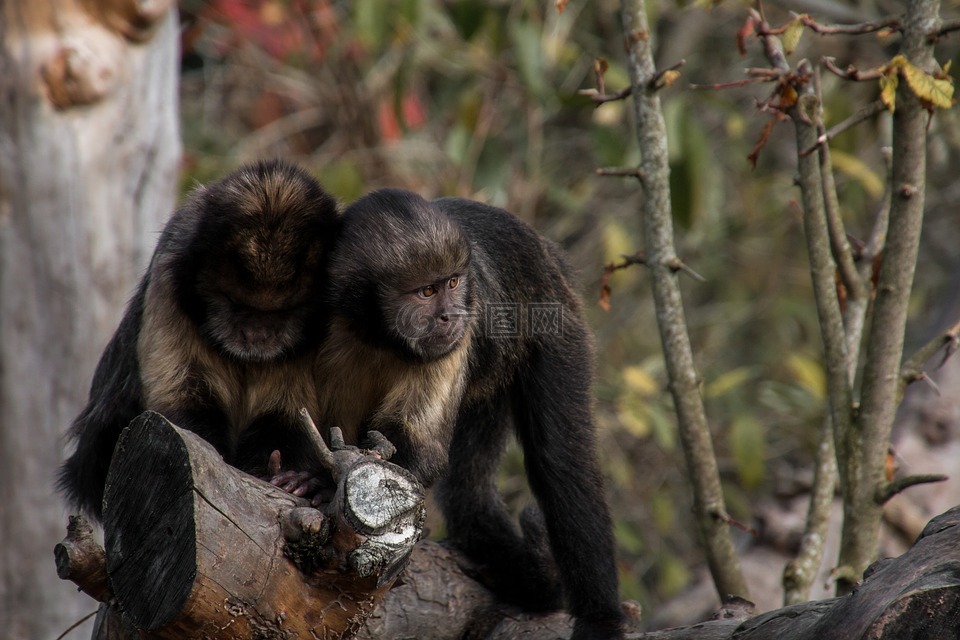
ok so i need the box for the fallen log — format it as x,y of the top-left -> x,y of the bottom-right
57,410 -> 423,639
56,411 -> 960,638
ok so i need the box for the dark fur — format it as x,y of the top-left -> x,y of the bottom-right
58,160 -> 339,520
320,189 -> 625,639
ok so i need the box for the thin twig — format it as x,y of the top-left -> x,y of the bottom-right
900,318 -> 960,389
689,77 -> 771,90
931,17 -> 960,39
811,67 -> 863,302
665,257 -> 707,283
54,610 -> 99,640
578,85 -> 633,104
596,166 -> 643,179
758,14 -> 900,36
876,474 -> 949,504
821,57 -> 884,81
800,99 -> 887,156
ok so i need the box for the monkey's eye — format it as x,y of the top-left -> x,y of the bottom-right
419,285 -> 437,298
448,276 -> 460,289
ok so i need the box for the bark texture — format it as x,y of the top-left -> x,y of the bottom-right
0,2 -> 180,638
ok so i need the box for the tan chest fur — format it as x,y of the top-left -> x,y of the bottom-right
137,270 -> 318,441
313,319 -> 469,450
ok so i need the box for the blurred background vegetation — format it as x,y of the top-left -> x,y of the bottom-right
175,0 -> 960,616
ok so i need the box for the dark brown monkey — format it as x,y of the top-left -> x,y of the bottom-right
58,160 -> 339,520
312,189 -> 625,639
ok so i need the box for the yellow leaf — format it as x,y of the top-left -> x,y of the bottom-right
705,367 -> 754,399
782,16 -> 806,55
879,72 -> 898,112
623,365 -> 658,396
786,353 -> 826,399
616,397 -> 650,439
830,150 -> 885,199
902,59 -> 954,109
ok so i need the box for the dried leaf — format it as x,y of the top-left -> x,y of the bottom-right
778,83 -> 798,108
782,15 -> 806,55
902,59 -> 954,109
736,16 -> 756,56
747,116 -> 779,168
598,281 -> 612,311
660,69 -> 681,88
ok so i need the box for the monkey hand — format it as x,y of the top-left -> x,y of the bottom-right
265,450 -> 333,507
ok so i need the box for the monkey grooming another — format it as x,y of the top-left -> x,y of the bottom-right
312,189 -> 625,639
58,160 -> 339,521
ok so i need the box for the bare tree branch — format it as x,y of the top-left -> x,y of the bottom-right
620,0 -> 750,602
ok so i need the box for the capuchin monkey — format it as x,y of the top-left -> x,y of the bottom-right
310,189 -> 625,639
58,160 -> 339,521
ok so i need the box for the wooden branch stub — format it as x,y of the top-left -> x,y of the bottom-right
95,410 -> 424,639
54,515 -> 111,603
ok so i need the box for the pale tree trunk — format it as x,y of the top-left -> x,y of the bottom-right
0,1 -> 180,638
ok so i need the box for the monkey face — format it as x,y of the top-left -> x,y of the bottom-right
202,294 -> 313,362
386,274 -> 469,361
195,256 -> 321,362
170,160 -> 339,363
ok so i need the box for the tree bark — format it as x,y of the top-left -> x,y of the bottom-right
0,2 -> 180,639
58,412 -> 960,639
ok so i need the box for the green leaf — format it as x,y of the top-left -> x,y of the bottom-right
354,0 -> 390,48
657,553 -> 692,598
616,394 -> 650,439
648,405 -> 676,452
650,492 -> 676,533
785,353 -> 826,399
508,20 -> 548,100
782,15 -> 806,55
317,161 -> 365,202
447,0 -> 488,41
730,414 -> 766,490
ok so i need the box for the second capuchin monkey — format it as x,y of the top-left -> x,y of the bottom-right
310,189 -> 625,639
58,160 -> 339,521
